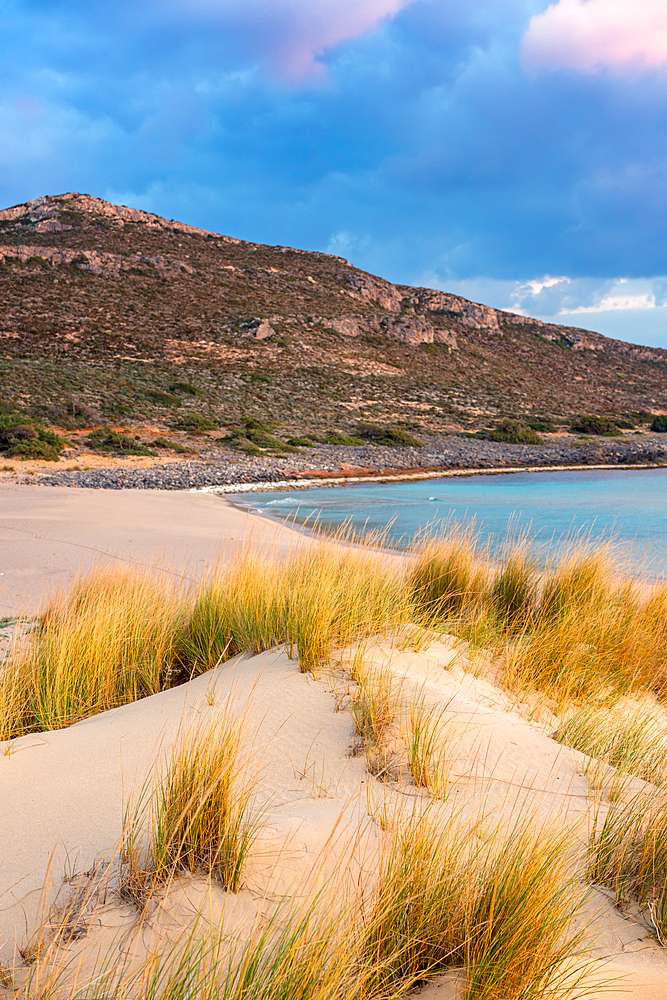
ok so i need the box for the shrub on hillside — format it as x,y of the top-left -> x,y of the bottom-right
356,422 -> 424,447
489,419 -> 543,445
86,428 -> 157,456
322,431 -> 366,446
145,389 -> 181,407
651,415 -> 667,433
217,418 -> 293,452
171,413 -> 218,433
43,397 -> 102,429
0,414 -> 64,461
169,381 -> 202,397
152,436 -> 194,453
527,418 -> 556,433
570,414 -> 621,436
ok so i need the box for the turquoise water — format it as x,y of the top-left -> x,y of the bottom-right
235,468 -> 667,574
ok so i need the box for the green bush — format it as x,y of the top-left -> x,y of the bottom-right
488,419 -> 543,445
527,418 -> 556,433
145,390 -> 181,407
357,422 -> 424,447
651,415 -> 667,433
86,428 -> 157,456
0,414 -> 64,461
217,422 -> 287,452
247,428 -> 285,449
287,436 -> 312,447
322,432 -> 366,446
244,417 -> 270,431
171,413 -> 218,433
168,381 -> 202,397
215,419 -> 296,454
570,415 -> 621,436
44,398 -> 101,429
152,436 -> 194,453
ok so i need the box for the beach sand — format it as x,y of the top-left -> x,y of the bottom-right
0,484 -> 301,617
2,484 -> 667,997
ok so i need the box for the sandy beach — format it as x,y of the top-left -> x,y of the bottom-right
0,484 -> 302,617
2,483 -> 667,998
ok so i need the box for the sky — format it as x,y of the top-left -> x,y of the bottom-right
1,0 -> 667,347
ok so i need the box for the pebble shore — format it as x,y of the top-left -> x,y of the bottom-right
11,433 -> 667,491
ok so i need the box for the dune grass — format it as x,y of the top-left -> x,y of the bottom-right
502,580 -> 667,708
121,713 -> 255,902
20,885 -> 362,1000
553,702 -> 667,787
360,811 -> 591,1000
404,701 -> 449,796
408,524 -> 488,620
0,568 -> 185,740
3,521 -> 667,742
490,542 -> 539,631
588,786 -> 667,942
352,666 -> 396,747
16,809 -> 594,1000
179,538 -> 408,676
351,665 -> 397,778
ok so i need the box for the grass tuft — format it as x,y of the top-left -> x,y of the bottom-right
0,568 -> 184,740
404,701 -> 449,796
408,524 -> 488,621
122,712 -> 255,898
554,701 -> 667,787
360,811 -> 591,1000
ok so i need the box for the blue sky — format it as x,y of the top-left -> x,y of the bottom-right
2,0 -> 667,346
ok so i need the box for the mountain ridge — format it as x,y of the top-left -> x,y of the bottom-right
1,192 -> 666,441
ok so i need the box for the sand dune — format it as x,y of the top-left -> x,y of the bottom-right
2,638 -> 667,996
3,484 -> 667,997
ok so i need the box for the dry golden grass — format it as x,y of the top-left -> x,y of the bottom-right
2,523 -> 667,742
0,568 -> 185,740
11,809 -> 595,1000
121,712 -> 255,902
408,523 -> 488,621
360,810 -> 593,1000
554,701 -> 667,788
404,701 -> 449,797
180,536 -> 407,676
589,786 -> 667,942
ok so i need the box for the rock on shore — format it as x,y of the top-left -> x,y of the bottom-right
13,434 -> 667,491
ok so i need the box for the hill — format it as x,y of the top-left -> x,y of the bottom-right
1,192 -> 666,452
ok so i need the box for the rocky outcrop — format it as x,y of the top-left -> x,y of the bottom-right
370,313 -> 457,347
246,319 -> 276,340
0,192 -> 240,244
328,313 -> 457,348
330,317 -> 363,337
404,288 -> 502,332
344,272 -> 404,312
0,244 -> 193,277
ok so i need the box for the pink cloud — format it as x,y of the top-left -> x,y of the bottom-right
162,0 -> 414,79
522,0 -> 667,74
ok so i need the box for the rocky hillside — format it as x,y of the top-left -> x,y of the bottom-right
1,192 -> 666,442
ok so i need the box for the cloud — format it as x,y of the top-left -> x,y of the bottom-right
522,0 -> 667,74
157,0 -> 416,79
3,0 -> 667,347
435,274 -> 667,321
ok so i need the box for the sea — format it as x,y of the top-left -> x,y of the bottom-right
233,467 -> 667,576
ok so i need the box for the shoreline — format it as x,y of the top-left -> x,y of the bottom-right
192,460 -> 667,494
4,430 -> 667,491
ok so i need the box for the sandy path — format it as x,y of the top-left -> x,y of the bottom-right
0,485 -> 301,616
